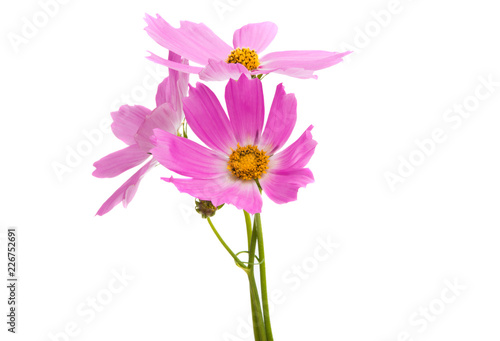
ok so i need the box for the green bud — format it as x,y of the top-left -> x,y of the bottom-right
195,199 -> 223,219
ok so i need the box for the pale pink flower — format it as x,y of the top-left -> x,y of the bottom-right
145,15 -> 351,81
93,52 -> 188,215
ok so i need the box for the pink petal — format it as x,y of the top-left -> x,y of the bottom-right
233,22 -> 278,54
259,83 -> 297,154
225,74 -> 265,146
167,53 -> 190,113
111,105 -> 151,145
258,68 -> 318,79
93,144 -> 150,178
135,103 -> 179,152
155,51 -> 189,108
183,82 -> 237,154
96,159 -> 157,216
151,52 -> 190,141
144,14 -> 232,65
155,76 -> 172,108
259,50 -> 352,78
260,168 -> 314,205
151,129 -> 228,179
147,52 -> 203,74
199,59 -> 251,81
270,125 -> 317,170
163,175 -> 263,214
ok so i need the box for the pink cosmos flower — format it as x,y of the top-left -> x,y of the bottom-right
93,52 -> 189,216
144,14 -> 351,82
151,74 -> 317,214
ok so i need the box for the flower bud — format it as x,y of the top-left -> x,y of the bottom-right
195,199 -> 222,219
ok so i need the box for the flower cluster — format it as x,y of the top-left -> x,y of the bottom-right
94,17 -> 350,215
93,15 -> 350,341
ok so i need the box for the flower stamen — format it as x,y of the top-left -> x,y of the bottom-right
226,48 -> 260,71
228,144 -> 269,180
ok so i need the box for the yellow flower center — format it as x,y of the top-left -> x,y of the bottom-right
226,48 -> 260,71
227,144 -> 269,180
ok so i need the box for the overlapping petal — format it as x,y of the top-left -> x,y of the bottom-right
183,82 -> 237,154
93,144 -> 150,178
199,59 -> 250,81
151,128 -> 228,179
225,75 -> 265,146
260,50 -> 351,70
147,52 -> 203,75
95,159 -> 157,216
110,105 -> 150,145
233,22 -> 278,54
163,175 -> 263,214
155,51 -> 190,111
135,103 -> 179,151
145,14 -> 232,65
259,68 -> 318,79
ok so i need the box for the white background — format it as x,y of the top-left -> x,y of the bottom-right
1,0 -> 499,340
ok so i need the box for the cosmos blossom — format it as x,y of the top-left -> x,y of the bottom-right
151,74 -> 317,214
144,14 -> 351,81
92,52 -> 189,216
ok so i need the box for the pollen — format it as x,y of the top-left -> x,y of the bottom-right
226,48 -> 260,71
227,144 -> 269,180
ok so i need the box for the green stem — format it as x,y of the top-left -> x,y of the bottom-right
244,210 -> 252,251
248,220 -> 267,341
248,272 -> 267,341
255,213 -> 274,341
206,217 -> 246,270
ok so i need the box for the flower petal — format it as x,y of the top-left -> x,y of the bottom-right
110,105 -> 150,145
147,52 -> 203,74
259,83 -> 297,154
155,51 -> 190,109
95,159 -> 157,216
233,22 -> 278,54
270,125 -> 317,170
155,76 -> 172,108
260,168 -> 314,205
144,14 -> 232,65
199,59 -> 251,82
163,175 -> 263,214
258,67 -> 318,79
135,103 -> 179,152
93,144 -> 150,178
183,82 -> 237,154
225,74 -> 265,146
259,50 -> 352,78
151,128 -> 228,179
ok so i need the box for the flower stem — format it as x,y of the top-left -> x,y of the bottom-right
248,271 -> 267,341
244,210 -> 252,251
255,213 -> 274,341
248,217 -> 267,341
206,217 -> 246,270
